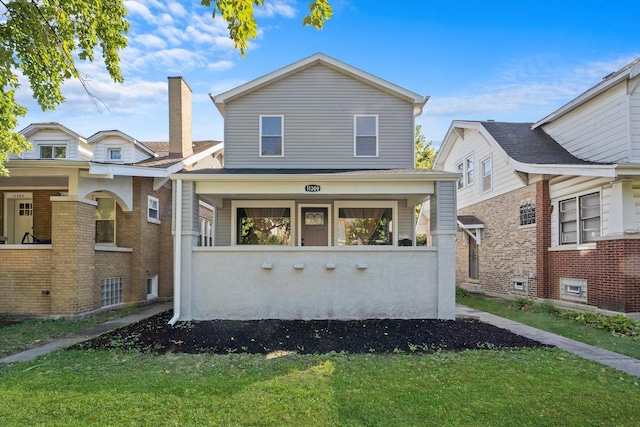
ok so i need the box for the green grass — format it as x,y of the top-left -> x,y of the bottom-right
458,295 -> 640,360
0,304 -> 160,358
0,348 -> 638,426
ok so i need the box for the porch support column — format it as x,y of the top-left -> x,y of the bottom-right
609,179 -> 637,235
50,196 -> 97,315
430,180 -> 457,320
175,180 -> 199,321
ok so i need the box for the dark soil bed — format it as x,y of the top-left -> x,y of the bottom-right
75,310 -> 550,355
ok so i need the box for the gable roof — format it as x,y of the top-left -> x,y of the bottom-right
480,121 -> 593,165
87,129 -> 157,158
19,122 -> 86,141
533,57 -> 640,128
211,53 -> 429,116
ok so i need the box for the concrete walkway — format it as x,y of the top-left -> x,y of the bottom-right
457,304 -> 640,378
2,302 -> 639,378
0,302 -> 172,364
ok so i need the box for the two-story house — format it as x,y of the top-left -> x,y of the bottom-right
0,77 -> 222,317
435,57 -> 640,315
170,53 -> 459,322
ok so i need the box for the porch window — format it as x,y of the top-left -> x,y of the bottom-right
338,207 -> 393,246
95,197 -> 116,244
260,115 -> 283,156
40,145 -> 66,159
236,207 -> 291,245
559,192 -> 600,245
354,115 -> 378,157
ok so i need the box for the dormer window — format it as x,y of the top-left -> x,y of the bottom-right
108,148 -> 122,162
40,145 -> 66,159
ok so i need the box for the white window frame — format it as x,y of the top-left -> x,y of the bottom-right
146,275 -> 158,300
354,115 -> 379,157
107,147 -> 122,162
231,200 -> 295,246
39,144 -> 67,159
456,154 -> 474,188
259,115 -> 284,157
558,191 -> 601,246
147,195 -> 160,224
481,156 -> 492,192
334,200 -> 398,246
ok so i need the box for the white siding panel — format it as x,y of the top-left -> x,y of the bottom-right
223,65 -> 415,169
543,83 -> 629,163
441,128 -> 525,210
630,87 -> 640,160
24,129 -> 79,160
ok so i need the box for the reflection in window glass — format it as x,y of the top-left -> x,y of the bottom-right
338,207 -> 392,245
96,198 -> 116,244
237,207 -> 291,245
260,116 -> 283,156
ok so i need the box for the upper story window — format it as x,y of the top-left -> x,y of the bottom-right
260,115 -> 283,156
95,197 -> 116,244
108,148 -> 122,161
40,145 -> 66,159
354,115 -> 378,157
481,157 -> 492,192
456,154 -> 474,189
147,196 -> 160,224
559,192 -> 600,245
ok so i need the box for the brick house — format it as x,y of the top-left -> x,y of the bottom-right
434,57 -> 640,315
0,77 -> 222,317
169,53 -> 459,322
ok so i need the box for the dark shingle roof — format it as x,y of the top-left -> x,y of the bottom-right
480,121 -> 598,165
135,140 -> 222,168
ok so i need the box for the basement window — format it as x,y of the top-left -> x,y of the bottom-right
560,278 -> 587,302
101,277 -> 123,307
510,276 -> 527,295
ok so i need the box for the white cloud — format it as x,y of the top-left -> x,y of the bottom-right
168,2 -> 188,17
208,60 -> 235,71
123,1 -> 156,22
134,34 -> 167,49
255,0 -> 297,18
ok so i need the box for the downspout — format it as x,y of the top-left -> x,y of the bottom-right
168,179 -> 182,325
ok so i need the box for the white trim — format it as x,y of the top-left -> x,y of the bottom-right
146,274 -> 158,300
555,190 -> 601,246
297,203 -> 332,246
259,115 -> 284,157
334,200 -> 398,247
230,200 -> 296,246
353,115 -> 379,157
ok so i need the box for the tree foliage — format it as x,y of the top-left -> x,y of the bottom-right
0,0 -> 332,175
415,124 -> 436,169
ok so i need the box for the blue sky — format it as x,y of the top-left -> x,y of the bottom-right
15,0 -> 640,149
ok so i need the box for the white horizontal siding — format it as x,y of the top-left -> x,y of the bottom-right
543,83 -> 629,163
630,82 -> 640,160
441,128 -> 525,210
23,129 -> 79,160
223,65 -> 415,169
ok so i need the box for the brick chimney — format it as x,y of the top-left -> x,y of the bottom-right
168,76 -> 193,158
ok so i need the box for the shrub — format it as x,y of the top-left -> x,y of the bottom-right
455,287 -> 470,299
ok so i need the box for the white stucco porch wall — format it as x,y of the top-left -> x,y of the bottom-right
187,246 -> 440,320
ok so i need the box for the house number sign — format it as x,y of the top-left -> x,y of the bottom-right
304,184 -> 321,192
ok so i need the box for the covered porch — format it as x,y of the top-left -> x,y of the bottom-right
172,169 -> 459,322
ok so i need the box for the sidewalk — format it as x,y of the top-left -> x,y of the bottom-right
457,304 -> 640,378
0,302 -> 172,364
2,302 -> 639,378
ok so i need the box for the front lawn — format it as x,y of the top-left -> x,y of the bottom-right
0,349 -> 638,426
458,294 -> 640,360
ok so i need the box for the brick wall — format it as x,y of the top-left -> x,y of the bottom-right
456,184 -> 538,298
0,248 -> 52,315
549,239 -> 640,312
50,198 -> 96,315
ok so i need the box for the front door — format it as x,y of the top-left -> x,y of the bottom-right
13,200 -> 34,243
468,237 -> 479,280
301,207 -> 329,246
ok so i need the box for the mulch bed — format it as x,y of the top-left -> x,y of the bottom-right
75,310 -> 550,355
